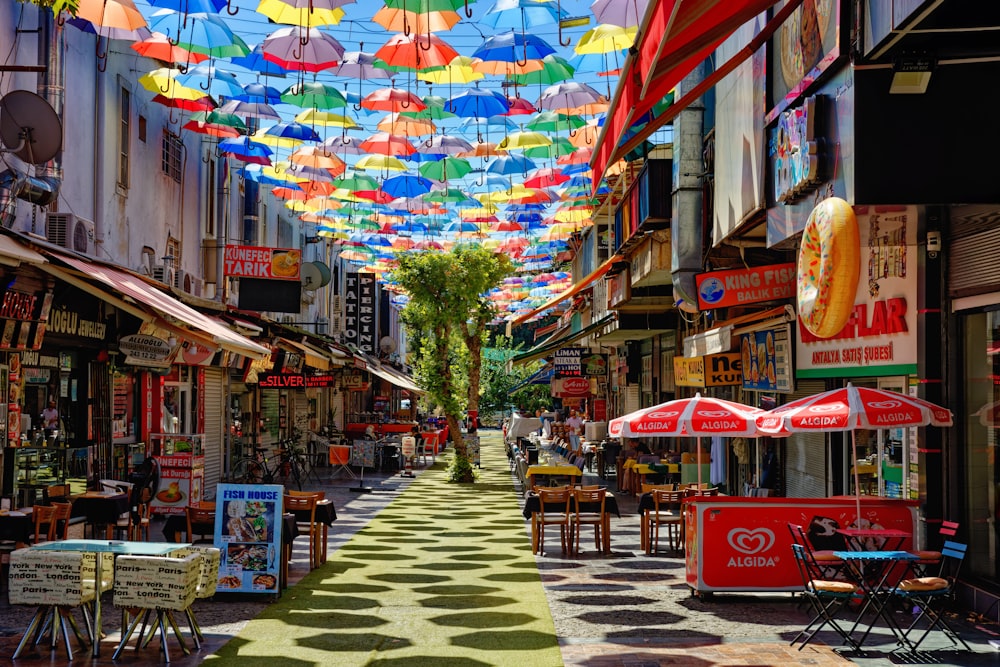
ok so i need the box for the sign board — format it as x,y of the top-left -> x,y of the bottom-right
256,372 -> 338,389
795,206 -> 918,378
465,435 -> 480,466
554,347 -> 585,375
580,352 -> 608,377
553,376 -> 591,397
344,272 -> 377,355
674,353 -> 742,387
401,436 -> 416,458
696,263 -> 796,310
0,290 -> 52,351
119,333 -> 172,364
740,325 -> 794,393
215,484 -> 283,594
224,245 -> 301,280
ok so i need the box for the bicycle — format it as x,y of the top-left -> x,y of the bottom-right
230,440 -> 305,490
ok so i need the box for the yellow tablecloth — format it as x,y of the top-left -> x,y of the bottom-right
526,464 -> 582,477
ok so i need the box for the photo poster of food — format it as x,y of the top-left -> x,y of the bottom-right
214,484 -> 283,594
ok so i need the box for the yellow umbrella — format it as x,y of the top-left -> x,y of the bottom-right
472,59 -> 545,76
498,130 -> 552,151
139,68 -> 206,101
457,141 -> 507,158
484,184 -> 536,202
294,109 -> 357,129
417,56 -> 484,85
372,6 -> 462,33
377,113 -> 437,136
285,199 -> 319,212
554,207 -> 593,223
574,24 -> 637,55
355,155 -> 408,172
256,0 -> 344,26
262,162 -> 307,183
459,204 -> 498,217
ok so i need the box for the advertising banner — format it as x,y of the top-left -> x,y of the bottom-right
214,484 -> 283,594
740,324 -> 793,392
554,347 -> 585,375
795,206 -> 918,378
695,263 -> 796,310
674,354 -> 742,387
344,272 -> 377,355
224,245 -> 301,280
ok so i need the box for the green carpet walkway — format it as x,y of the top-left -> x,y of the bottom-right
207,431 -> 562,667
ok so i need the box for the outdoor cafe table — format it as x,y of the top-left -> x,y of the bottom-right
0,508 -> 33,545
836,527 -> 911,552
71,492 -> 130,539
523,492 -> 620,553
30,539 -> 187,657
525,464 -> 581,487
832,549 -> 920,649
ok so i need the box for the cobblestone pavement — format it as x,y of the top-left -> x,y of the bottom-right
0,432 -> 998,666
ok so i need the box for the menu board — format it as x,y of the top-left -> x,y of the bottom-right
112,371 -> 133,439
214,484 -> 283,594
351,439 -> 376,468
465,435 -> 480,466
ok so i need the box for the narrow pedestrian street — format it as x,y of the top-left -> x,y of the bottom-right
2,431 -> 996,666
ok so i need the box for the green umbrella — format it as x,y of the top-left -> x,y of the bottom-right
334,172 -> 380,191
281,82 -> 348,109
424,188 -> 472,203
524,137 -> 573,158
512,54 -> 575,86
384,0 -> 464,11
418,156 -> 472,181
400,95 -> 456,121
526,111 -> 585,133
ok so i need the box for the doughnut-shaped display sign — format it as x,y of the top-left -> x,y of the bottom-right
796,197 -> 861,338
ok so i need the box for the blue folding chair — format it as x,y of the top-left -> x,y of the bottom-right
893,540 -> 972,651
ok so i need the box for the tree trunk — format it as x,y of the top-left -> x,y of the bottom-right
465,328 -> 482,416
445,414 -> 465,457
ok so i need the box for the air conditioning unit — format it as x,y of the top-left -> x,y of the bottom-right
46,213 -> 95,255
315,316 -> 329,335
329,296 -> 344,334
151,264 -> 175,288
177,270 -> 204,297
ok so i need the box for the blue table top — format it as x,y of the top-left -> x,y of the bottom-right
31,539 -> 186,555
832,550 -> 919,561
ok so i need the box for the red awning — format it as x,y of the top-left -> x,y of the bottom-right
512,255 -> 617,325
591,0 -> 792,183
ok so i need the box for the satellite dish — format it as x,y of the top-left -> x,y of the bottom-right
300,261 -> 331,291
0,91 -> 62,164
379,336 -> 397,354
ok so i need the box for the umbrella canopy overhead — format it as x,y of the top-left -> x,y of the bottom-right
609,394 -> 763,439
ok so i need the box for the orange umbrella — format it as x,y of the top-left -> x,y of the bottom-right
289,146 -> 345,173
569,120 -> 602,148
362,87 -> 426,113
377,113 -> 437,136
132,33 -> 209,65
456,141 -> 506,158
472,59 -> 545,76
75,0 -> 148,33
375,33 -> 460,71
372,6 -> 462,33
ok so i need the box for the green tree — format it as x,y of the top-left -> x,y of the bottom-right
393,245 -> 511,482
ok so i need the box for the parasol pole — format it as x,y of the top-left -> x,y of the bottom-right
697,436 -> 703,489
851,430 -> 862,524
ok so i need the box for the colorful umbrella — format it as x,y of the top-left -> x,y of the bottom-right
372,6 -> 462,33
590,0 -> 649,28
362,87 -> 427,112
218,136 -> 273,164
375,33 -> 460,71
256,0 -> 345,26
359,132 -> 417,156
281,81 -> 347,109
262,26 -> 345,72
417,156 -> 472,181
131,32 -> 209,65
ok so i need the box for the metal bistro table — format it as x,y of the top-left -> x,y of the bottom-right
832,549 -> 920,650
30,539 -> 187,658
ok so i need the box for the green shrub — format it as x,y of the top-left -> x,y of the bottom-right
447,452 -> 478,484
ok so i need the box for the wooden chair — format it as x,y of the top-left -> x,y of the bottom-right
130,502 -> 151,541
48,501 -> 73,541
284,494 -> 320,569
31,505 -> 55,544
646,489 -> 683,554
534,487 -> 571,555
186,504 -> 216,544
45,484 -> 71,504
641,483 -> 674,494
572,487 -> 606,555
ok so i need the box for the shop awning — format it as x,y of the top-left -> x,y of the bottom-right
49,255 -> 270,359
0,235 -> 46,267
366,362 -> 423,394
512,256 -> 617,325
276,337 -> 341,371
682,305 -> 793,357
511,314 -> 615,366
510,365 -> 553,394
591,0 -> 801,185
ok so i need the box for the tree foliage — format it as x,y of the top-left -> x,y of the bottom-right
393,245 -> 512,482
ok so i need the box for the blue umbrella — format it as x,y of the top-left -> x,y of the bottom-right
175,64 -> 243,98
382,174 -> 433,199
241,164 -> 301,187
445,87 -> 510,119
473,30 -> 555,64
236,82 -> 281,104
230,44 -> 290,77
487,154 -> 536,176
264,121 -> 321,142
148,0 -> 225,14
443,221 -> 482,233
218,136 -> 272,164
483,0 -> 565,30
148,10 -> 248,58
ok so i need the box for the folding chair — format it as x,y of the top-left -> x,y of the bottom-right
788,522 -> 845,580
790,543 -> 860,651
893,540 -> 972,651
907,520 -> 960,576
328,444 -> 356,479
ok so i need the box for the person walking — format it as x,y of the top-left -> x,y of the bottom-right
566,409 -> 584,451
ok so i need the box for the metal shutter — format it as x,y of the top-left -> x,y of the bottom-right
783,380 -> 828,498
947,205 -> 1000,298
202,367 -> 225,500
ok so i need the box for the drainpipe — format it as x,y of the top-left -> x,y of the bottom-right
35,11 -> 63,209
670,61 -> 708,307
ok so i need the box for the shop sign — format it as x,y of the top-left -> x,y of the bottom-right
796,206 -> 918,378
674,353 -> 742,387
696,263 -> 796,310
342,371 -> 367,391
554,376 -> 591,397
581,352 -> 608,377
243,354 -> 274,384
15,351 -> 60,368
593,398 -> 607,422
772,95 -> 827,205
740,325 -> 793,393
257,372 -> 338,389
0,289 -> 52,351
23,368 -> 50,384
344,272 -> 377,355
47,306 -> 106,340
554,347 -> 584,375
119,334 -> 172,365
223,245 -> 301,281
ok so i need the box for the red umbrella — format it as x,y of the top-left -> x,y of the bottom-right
152,94 -> 216,112
132,32 -> 209,65
375,33 -> 460,70
361,87 -> 427,113
524,167 -> 568,188
757,383 -> 953,517
610,393 -> 763,487
358,132 -> 417,157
